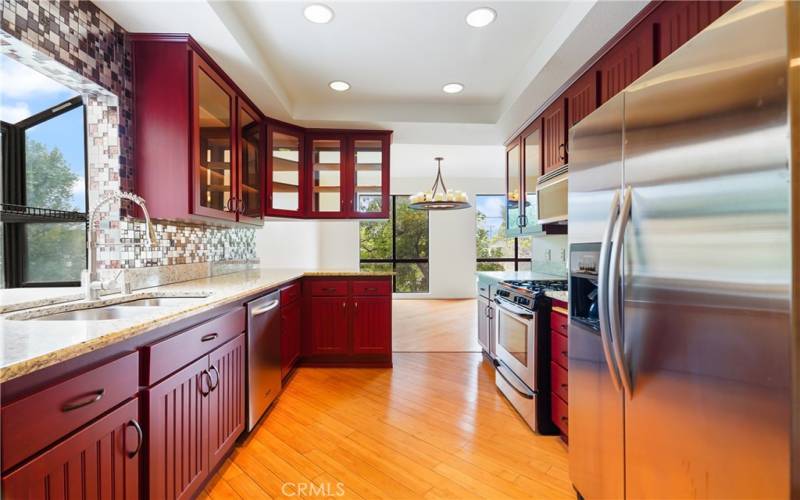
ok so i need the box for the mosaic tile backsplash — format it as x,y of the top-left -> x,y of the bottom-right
1,0 -> 257,273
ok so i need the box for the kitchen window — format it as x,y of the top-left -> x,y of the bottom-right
1,55 -> 88,287
359,195 -> 429,293
476,194 -> 531,271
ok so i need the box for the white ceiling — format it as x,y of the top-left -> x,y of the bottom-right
97,0 -> 647,145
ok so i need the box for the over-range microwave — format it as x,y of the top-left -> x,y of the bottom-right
535,165 -> 568,224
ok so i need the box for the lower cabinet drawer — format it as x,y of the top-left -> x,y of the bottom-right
351,280 -> 392,296
551,311 -> 569,336
551,331 -> 568,370
310,280 -> 348,297
142,308 -> 245,386
552,394 -> 569,435
551,361 -> 568,402
1,352 -> 139,472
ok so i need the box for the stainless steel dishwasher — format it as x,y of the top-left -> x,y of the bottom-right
246,291 -> 281,431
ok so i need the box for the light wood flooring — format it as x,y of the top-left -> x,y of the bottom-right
201,353 -> 573,499
392,299 -> 481,352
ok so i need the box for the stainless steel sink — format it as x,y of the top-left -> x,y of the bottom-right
115,297 -> 203,307
32,306 -> 161,321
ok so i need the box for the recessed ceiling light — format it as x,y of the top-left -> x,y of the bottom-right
466,7 -> 496,28
304,4 -> 334,24
329,80 -> 351,92
442,83 -> 464,94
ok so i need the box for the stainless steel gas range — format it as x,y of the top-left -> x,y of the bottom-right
493,279 -> 566,433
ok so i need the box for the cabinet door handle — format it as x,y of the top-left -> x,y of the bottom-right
201,333 -> 218,342
354,301 -> 358,310
239,197 -> 247,215
342,301 -> 346,309
208,365 -> 220,390
559,143 -> 567,161
127,419 -> 143,458
226,197 -> 235,212
62,389 -> 104,412
199,370 -> 211,396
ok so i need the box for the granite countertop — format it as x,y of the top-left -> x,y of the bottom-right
0,268 -> 392,383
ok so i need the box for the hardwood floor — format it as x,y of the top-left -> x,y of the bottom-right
201,353 -> 573,499
392,299 -> 481,352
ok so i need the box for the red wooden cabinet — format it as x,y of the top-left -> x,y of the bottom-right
352,296 -> 392,355
542,98 -> 567,173
2,398 -> 141,500
310,296 -> 350,354
654,1 -> 737,62
146,355 -> 210,500
145,334 -> 246,500
266,122 -> 305,217
208,335 -> 246,467
281,298 -> 302,378
549,302 -> 569,442
565,68 -> 599,129
598,22 -> 654,104
131,34 -> 263,225
305,131 -> 391,219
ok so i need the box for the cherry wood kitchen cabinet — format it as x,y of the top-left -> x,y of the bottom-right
280,285 -> 302,378
550,299 -> 569,442
598,22 -> 654,104
305,131 -> 392,219
131,34 -> 263,225
351,296 -> 392,355
304,278 -> 393,365
309,296 -> 351,355
1,398 -> 142,500
266,122 -> 305,217
208,335 -> 246,467
565,68 -> 599,129
653,1 -> 737,62
521,120 -> 543,233
505,139 -> 523,237
541,98 -> 567,173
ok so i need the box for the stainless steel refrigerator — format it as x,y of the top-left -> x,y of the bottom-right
567,2 -> 799,498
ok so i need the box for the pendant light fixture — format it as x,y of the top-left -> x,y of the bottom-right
408,157 -> 471,210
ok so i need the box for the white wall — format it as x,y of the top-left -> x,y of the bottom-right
255,219 -> 320,268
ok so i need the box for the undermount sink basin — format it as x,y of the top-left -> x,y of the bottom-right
32,306 -> 163,321
115,297 -> 204,307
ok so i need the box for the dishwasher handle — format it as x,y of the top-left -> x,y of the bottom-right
251,299 -> 279,316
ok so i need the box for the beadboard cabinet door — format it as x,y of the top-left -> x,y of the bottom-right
2,399 -> 141,500
281,299 -> 302,377
542,98 -> 567,173
208,335 -> 246,468
566,69 -> 599,129
351,297 -> 392,355
146,356 -> 211,500
310,297 -> 350,355
599,23 -> 654,104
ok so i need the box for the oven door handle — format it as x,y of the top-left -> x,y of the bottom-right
494,298 -> 533,319
493,360 -> 534,399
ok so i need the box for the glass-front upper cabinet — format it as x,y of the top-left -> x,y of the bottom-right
308,134 -> 345,217
193,56 -> 237,221
237,101 -> 262,224
505,140 -> 522,237
266,124 -> 303,217
521,121 -> 543,235
351,134 -> 389,218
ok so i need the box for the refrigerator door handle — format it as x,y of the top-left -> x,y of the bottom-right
608,185 -> 634,399
597,189 -> 623,392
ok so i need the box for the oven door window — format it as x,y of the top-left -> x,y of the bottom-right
499,312 -> 529,366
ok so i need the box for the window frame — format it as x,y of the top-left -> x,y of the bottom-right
359,194 -> 430,293
475,194 -> 531,272
2,95 -> 89,288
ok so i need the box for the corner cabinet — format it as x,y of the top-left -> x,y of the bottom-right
305,131 -> 391,219
132,34 -> 263,225
266,123 -> 305,217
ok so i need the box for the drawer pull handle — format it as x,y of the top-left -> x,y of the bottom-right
201,333 -> 218,342
561,383 -> 568,388
208,365 -> 220,390
62,389 -> 104,412
127,419 -> 143,458
561,351 -> 568,356
561,416 -> 568,422
323,287 -> 338,292
364,287 -> 377,292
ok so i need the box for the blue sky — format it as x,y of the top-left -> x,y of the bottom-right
476,194 -> 505,236
1,54 -> 85,211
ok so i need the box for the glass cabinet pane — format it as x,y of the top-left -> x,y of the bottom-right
271,131 -> 301,212
197,69 -> 233,214
239,107 -> 261,218
523,128 -> 541,227
311,139 -> 342,213
353,139 -> 384,213
506,144 -> 521,234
